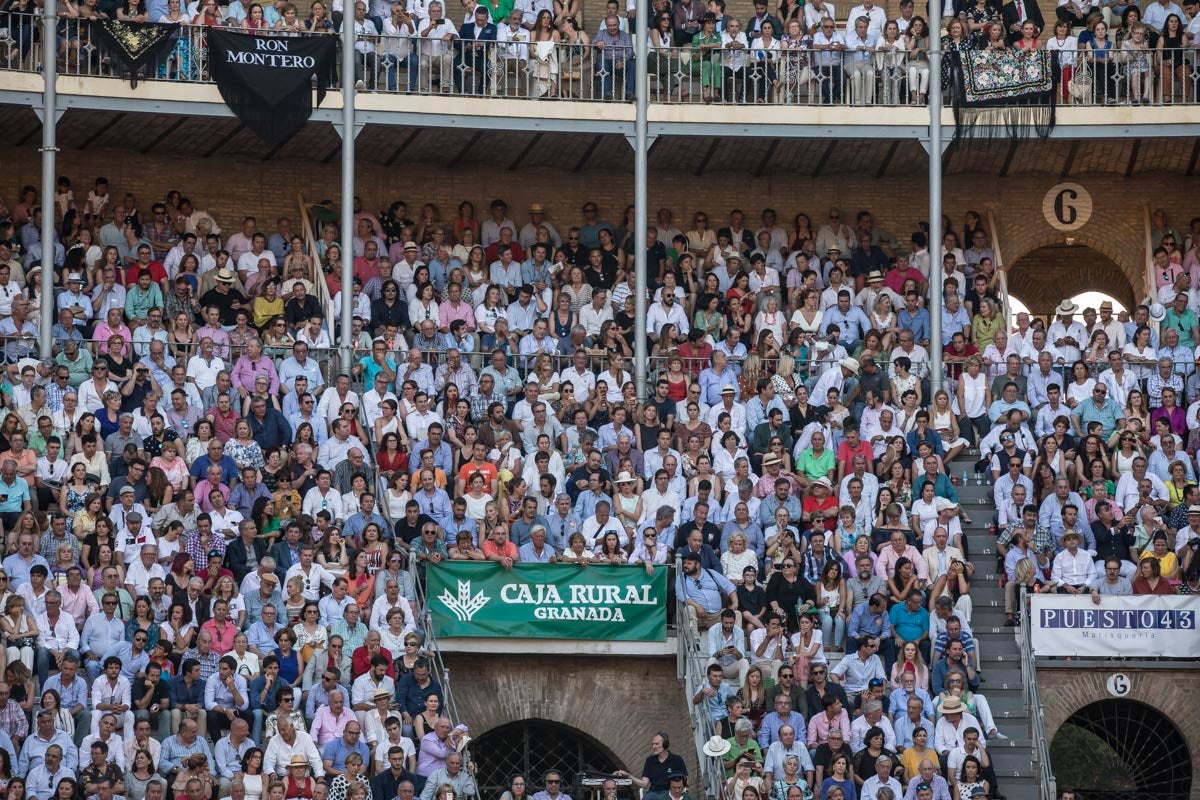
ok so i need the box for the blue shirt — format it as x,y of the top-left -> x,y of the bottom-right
102,641 -> 151,681
159,733 -> 214,778
81,612 -> 126,658
305,681 -> 350,720
887,603 -> 930,642
892,714 -> 935,749
898,307 -> 931,345
847,605 -> 892,640
42,673 -> 88,712
887,686 -> 935,721
757,710 -> 804,749
395,673 -> 442,717
675,568 -> 735,615
322,737 -> 370,772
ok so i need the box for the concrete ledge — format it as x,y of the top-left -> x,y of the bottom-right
437,635 -> 676,656
3,71 -> 1198,138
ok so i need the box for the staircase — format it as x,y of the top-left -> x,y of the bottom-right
946,450 -> 1039,800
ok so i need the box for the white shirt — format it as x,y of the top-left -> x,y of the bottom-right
302,487 -> 346,523
284,562 -> 337,602
263,730 -> 325,777
1051,548 -> 1097,586
236,249 -> 276,276
720,30 -> 749,69
124,560 -> 166,596
37,611 -> 80,652
186,354 -> 226,391
844,4 -> 886,39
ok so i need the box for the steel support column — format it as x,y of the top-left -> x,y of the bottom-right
928,0 -> 943,394
39,0 -> 58,358
632,0 -> 649,395
339,17 -> 356,374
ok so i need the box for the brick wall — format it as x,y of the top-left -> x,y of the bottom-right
3,147 -> 1193,313
440,653 -> 699,785
1035,666 -> 1200,800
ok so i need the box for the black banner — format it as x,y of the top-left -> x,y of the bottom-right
90,20 -> 179,88
208,28 -> 337,147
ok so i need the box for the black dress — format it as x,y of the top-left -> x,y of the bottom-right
765,571 -> 818,631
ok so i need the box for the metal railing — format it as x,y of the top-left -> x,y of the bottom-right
1018,590 -> 1057,800
674,556 -> 728,800
5,16 -> 1199,106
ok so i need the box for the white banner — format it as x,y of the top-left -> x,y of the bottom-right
1030,595 -> 1200,658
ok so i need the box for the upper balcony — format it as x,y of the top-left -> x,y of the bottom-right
1,16 -> 1198,142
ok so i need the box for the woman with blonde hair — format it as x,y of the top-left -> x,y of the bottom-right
0,595 -> 39,672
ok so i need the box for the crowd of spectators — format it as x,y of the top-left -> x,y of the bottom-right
8,0 -> 1200,103
0,179 -> 1197,800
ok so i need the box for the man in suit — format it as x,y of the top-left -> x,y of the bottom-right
457,5 -> 497,94
224,520 -> 267,584
269,523 -> 304,586
172,577 -> 211,627
1001,0 -> 1044,42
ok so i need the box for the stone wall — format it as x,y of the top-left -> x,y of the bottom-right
441,653 -> 699,783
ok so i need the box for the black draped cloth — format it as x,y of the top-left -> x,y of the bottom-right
950,47 -> 1057,141
90,19 -> 179,88
208,28 -> 337,147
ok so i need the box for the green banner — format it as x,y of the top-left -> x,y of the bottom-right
427,561 -> 668,641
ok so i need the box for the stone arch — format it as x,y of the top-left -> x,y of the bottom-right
1050,698 -> 1192,800
992,199 -> 1148,303
1005,243 -> 1138,317
442,653 -> 695,783
470,719 -> 624,797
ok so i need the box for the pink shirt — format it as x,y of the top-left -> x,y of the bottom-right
93,323 -> 132,354
310,706 -> 356,747
807,708 -> 851,746
438,300 -> 476,330
875,544 -> 929,581
200,617 -> 239,655
231,355 -> 280,395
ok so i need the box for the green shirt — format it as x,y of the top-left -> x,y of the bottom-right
125,283 -> 165,320
1163,308 -> 1198,348
796,447 -> 835,482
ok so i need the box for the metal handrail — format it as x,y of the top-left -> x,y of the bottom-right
408,549 -> 465,732
674,555 -> 727,800
985,210 -> 1010,328
1142,205 -> 1156,304
4,16 -> 1199,107
297,193 -> 341,349
1018,590 -> 1057,800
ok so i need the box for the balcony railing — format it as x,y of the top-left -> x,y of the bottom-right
3,14 -> 1199,106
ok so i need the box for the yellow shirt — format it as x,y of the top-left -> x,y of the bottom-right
253,296 -> 284,328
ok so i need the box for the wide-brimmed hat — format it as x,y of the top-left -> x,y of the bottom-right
530,203 -> 545,213
866,270 -> 884,283
762,453 -> 781,466
1060,529 -> 1082,544
614,471 -> 638,485
1149,303 -> 1166,322
288,755 -> 310,768
403,241 -> 419,252
839,357 -> 860,375
940,696 -> 965,714
702,736 -> 731,757
814,476 -> 833,489
720,384 -> 737,395
1055,300 -> 1079,316
215,268 -> 236,284
1099,300 -> 1113,311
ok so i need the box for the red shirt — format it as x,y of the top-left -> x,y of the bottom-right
125,260 -> 168,286
351,645 -> 395,682
836,439 -> 874,473
802,495 -> 839,531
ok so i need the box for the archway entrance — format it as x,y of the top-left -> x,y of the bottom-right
471,719 -> 624,797
1006,244 -> 1138,319
1050,699 -> 1193,800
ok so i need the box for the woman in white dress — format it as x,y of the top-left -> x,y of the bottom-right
954,356 -> 992,444
530,10 -> 561,97
1064,360 -> 1097,409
